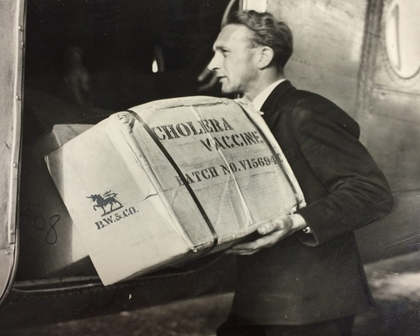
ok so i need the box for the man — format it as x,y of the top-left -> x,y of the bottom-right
207,10 -> 393,336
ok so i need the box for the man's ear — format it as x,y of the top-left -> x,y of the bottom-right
257,46 -> 274,69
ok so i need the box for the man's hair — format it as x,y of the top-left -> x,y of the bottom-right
226,10 -> 293,70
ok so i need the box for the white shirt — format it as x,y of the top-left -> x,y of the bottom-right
252,78 -> 287,111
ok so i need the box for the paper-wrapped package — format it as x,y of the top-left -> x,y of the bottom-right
47,96 -> 305,285
19,125 -> 95,279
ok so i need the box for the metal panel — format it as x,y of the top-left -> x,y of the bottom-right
374,0 -> 420,88
0,0 -> 25,305
354,0 -> 420,261
267,0 -> 367,118
357,0 -> 420,192
0,255 -> 236,330
364,90 -> 420,192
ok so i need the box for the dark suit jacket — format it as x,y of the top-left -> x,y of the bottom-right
231,81 -> 393,325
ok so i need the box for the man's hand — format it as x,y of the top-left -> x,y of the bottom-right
225,214 -> 307,255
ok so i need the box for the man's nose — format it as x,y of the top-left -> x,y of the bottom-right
207,53 -> 220,72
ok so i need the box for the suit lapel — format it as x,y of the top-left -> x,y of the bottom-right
260,80 -> 295,117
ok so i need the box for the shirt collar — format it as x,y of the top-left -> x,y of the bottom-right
252,79 -> 287,112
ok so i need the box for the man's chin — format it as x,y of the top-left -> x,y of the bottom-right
221,85 -> 235,95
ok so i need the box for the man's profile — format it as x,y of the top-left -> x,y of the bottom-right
208,10 -> 393,336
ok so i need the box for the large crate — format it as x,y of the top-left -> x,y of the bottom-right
46,97 -> 305,285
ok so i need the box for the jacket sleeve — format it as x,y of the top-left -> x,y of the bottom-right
293,94 -> 393,246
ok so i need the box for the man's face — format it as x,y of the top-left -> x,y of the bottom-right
208,24 -> 260,96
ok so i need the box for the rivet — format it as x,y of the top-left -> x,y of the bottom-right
16,95 -> 21,101
18,25 -> 24,32
10,230 -> 15,234
5,250 -> 10,255
13,162 -> 17,168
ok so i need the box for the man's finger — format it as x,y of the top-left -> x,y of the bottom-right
230,233 -> 282,251
257,220 -> 280,235
229,242 -> 260,250
257,216 -> 290,235
225,249 -> 260,255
